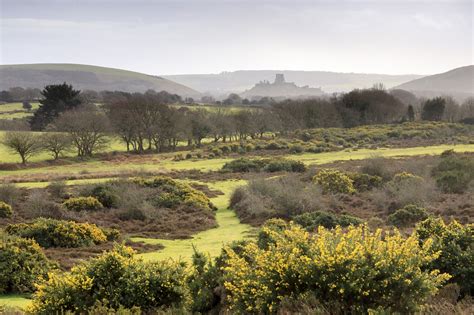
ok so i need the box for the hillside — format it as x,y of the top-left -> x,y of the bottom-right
0,64 -> 200,97
164,70 -> 423,96
396,65 -> 474,101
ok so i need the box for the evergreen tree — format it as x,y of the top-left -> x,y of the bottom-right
421,97 -> 445,121
407,104 -> 415,121
30,83 -> 81,130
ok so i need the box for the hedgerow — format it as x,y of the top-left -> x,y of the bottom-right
0,233 -> 52,294
222,221 -> 449,313
29,245 -> 188,314
5,218 -> 109,248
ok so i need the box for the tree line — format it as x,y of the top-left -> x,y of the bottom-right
1,83 -> 473,164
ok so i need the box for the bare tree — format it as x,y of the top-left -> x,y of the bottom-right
52,107 -> 110,157
40,132 -> 72,160
2,131 -> 42,164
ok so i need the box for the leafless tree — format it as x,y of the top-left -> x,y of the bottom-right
2,131 -> 42,164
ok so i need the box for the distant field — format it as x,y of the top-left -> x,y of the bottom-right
0,102 -> 40,120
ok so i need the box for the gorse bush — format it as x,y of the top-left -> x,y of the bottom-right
0,233 -> 52,294
135,176 -> 215,211
29,245 -> 188,314
388,204 -> 429,227
293,211 -> 362,231
63,196 -> 103,211
383,172 -> 431,207
87,184 -> 120,208
313,169 -> 355,194
0,201 -> 13,218
416,217 -> 474,296
431,154 -> 474,193
222,222 -> 449,314
6,218 -> 109,248
222,158 -> 267,172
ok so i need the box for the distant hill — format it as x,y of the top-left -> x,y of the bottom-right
395,65 -> 474,101
164,70 -> 423,96
0,64 -> 200,97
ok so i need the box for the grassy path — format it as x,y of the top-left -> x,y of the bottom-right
131,179 -> 255,261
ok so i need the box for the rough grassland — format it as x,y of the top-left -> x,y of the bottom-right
0,294 -> 31,311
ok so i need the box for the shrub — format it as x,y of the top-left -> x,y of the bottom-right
347,172 -> 382,191
29,245 -> 188,314
222,224 -> 449,313
185,153 -> 193,159
222,158 -> 266,172
293,211 -> 362,231
87,185 -> 119,208
173,153 -> 184,161
0,184 -> 21,205
188,250 -> 220,313
6,218 -> 108,248
63,196 -> 103,211
0,201 -> 13,218
431,154 -> 474,193
360,157 -> 392,181
263,159 -> 307,173
383,172 -> 431,207
134,176 -> 215,212
289,144 -> 304,154
23,192 -> 65,219
313,169 -> 355,194
0,233 -> 52,294
47,181 -> 67,199
388,204 -> 429,227
416,218 -> 474,296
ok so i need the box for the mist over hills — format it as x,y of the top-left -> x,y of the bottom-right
395,65 -> 474,101
163,70 -> 424,96
0,64 -> 200,97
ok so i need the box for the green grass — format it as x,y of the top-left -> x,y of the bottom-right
0,294 -> 31,310
131,179 -> 255,261
0,102 -> 40,120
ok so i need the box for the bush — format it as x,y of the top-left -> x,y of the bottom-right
47,181 -> 67,199
222,158 -> 266,172
0,201 -> 13,218
29,245 -> 188,314
6,218 -> 108,248
289,144 -> 304,154
313,169 -> 355,194
223,158 -> 306,173
388,204 -> 429,227
263,159 -> 307,173
134,176 -> 215,212
0,184 -> 21,205
188,250 -> 220,313
63,196 -> 103,211
222,223 -> 449,313
88,185 -> 119,208
432,154 -> 474,193
0,233 -> 52,294
383,172 -> 431,207
347,172 -> 382,191
416,218 -> 474,296
293,211 -> 362,231
23,191 -> 65,219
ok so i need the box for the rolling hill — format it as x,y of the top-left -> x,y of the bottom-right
0,64 -> 200,97
164,70 -> 423,96
395,65 -> 474,101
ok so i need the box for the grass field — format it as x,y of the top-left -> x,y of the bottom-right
0,102 -> 40,120
0,294 -> 31,311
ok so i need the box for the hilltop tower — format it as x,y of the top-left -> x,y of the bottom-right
274,73 -> 286,84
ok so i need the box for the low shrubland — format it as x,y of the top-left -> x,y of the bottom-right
5,218 -> 112,248
0,233 -> 52,294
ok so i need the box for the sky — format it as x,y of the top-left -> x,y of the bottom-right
1,0 -> 472,75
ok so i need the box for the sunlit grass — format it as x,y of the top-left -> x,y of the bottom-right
0,294 -> 31,310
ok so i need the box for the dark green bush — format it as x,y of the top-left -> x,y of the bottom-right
223,158 -> 306,173
348,172 -> 383,191
0,201 -> 13,218
416,218 -> 474,296
89,185 -> 119,208
30,245 -> 188,314
6,218 -> 108,248
388,205 -> 429,227
222,158 -> 267,172
289,144 -> 304,154
63,196 -> 103,211
432,154 -> 474,193
0,233 -> 52,294
293,211 -> 362,231
263,159 -> 307,173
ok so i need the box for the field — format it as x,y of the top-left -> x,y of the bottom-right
0,102 -> 39,120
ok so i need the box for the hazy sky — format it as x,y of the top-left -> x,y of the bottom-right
1,0 -> 472,75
